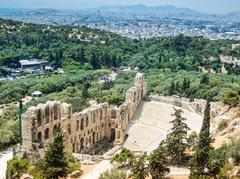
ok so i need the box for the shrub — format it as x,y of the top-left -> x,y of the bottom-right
68,162 -> 81,174
99,169 -> 127,179
218,120 -> 229,131
7,157 -> 29,179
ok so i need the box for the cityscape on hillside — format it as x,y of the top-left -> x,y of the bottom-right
1,1 -> 240,179
0,6 -> 240,40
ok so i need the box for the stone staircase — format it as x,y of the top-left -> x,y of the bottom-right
124,124 -> 168,152
124,100 -> 203,153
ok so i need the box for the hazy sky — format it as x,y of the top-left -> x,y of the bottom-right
1,0 -> 240,14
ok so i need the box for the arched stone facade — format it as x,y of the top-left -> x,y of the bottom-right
22,73 -> 147,154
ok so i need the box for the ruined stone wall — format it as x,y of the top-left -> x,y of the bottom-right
22,73 -> 147,154
150,95 -> 222,117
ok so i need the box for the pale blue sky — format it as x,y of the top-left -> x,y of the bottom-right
1,0 -> 240,14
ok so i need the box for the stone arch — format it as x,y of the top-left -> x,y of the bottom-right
76,120 -> 79,131
92,132 -> 96,144
97,132 -> 99,141
89,136 -> 91,144
100,109 -> 103,120
45,128 -> 49,139
53,104 -> 58,120
80,138 -> 84,150
37,132 -> 42,143
53,124 -> 58,132
110,128 -> 115,142
37,109 -> 42,127
45,106 -> 50,124
80,118 -> 84,130
72,143 -> 75,153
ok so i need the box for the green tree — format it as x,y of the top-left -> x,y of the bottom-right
165,108 -> 190,165
130,154 -> 148,179
169,82 -> 175,96
221,89 -> 240,107
112,148 -> 134,167
148,146 -> 170,179
36,127 -> 69,179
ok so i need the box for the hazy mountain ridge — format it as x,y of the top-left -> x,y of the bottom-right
0,5 -> 239,17
94,4 -> 201,15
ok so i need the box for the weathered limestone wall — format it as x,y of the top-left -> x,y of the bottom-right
22,73 -> 147,154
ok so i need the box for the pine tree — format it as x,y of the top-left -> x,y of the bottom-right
131,154 -> 148,179
55,49 -> 63,68
49,52 -> 55,62
90,52 -> 100,69
112,55 -> 118,68
190,100 -> 212,178
165,108 -> 190,165
200,74 -> 209,84
182,77 -> 190,91
82,82 -> 90,98
79,46 -> 85,64
37,127 -> 69,179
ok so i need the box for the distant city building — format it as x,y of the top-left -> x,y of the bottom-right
20,59 -> 48,70
32,91 -> 43,98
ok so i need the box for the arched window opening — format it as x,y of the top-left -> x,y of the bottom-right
37,109 -> 42,127
110,129 -> 115,142
76,120 -> 79,131
37,132 -> 42,143
72,143 -> 75,153
80,138 -> 84,150
45,128 -> 49,139
81,118 -> 84,130
92,132 -> 96,144
45,106 -> 50,124
53,104 -> 58,120
100,109 -> 103,120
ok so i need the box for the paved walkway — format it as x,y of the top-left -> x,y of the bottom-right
80,160 -> 112,179
0,150 -> 13,179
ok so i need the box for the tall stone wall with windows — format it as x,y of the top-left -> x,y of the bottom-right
22,73 -> 147,154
